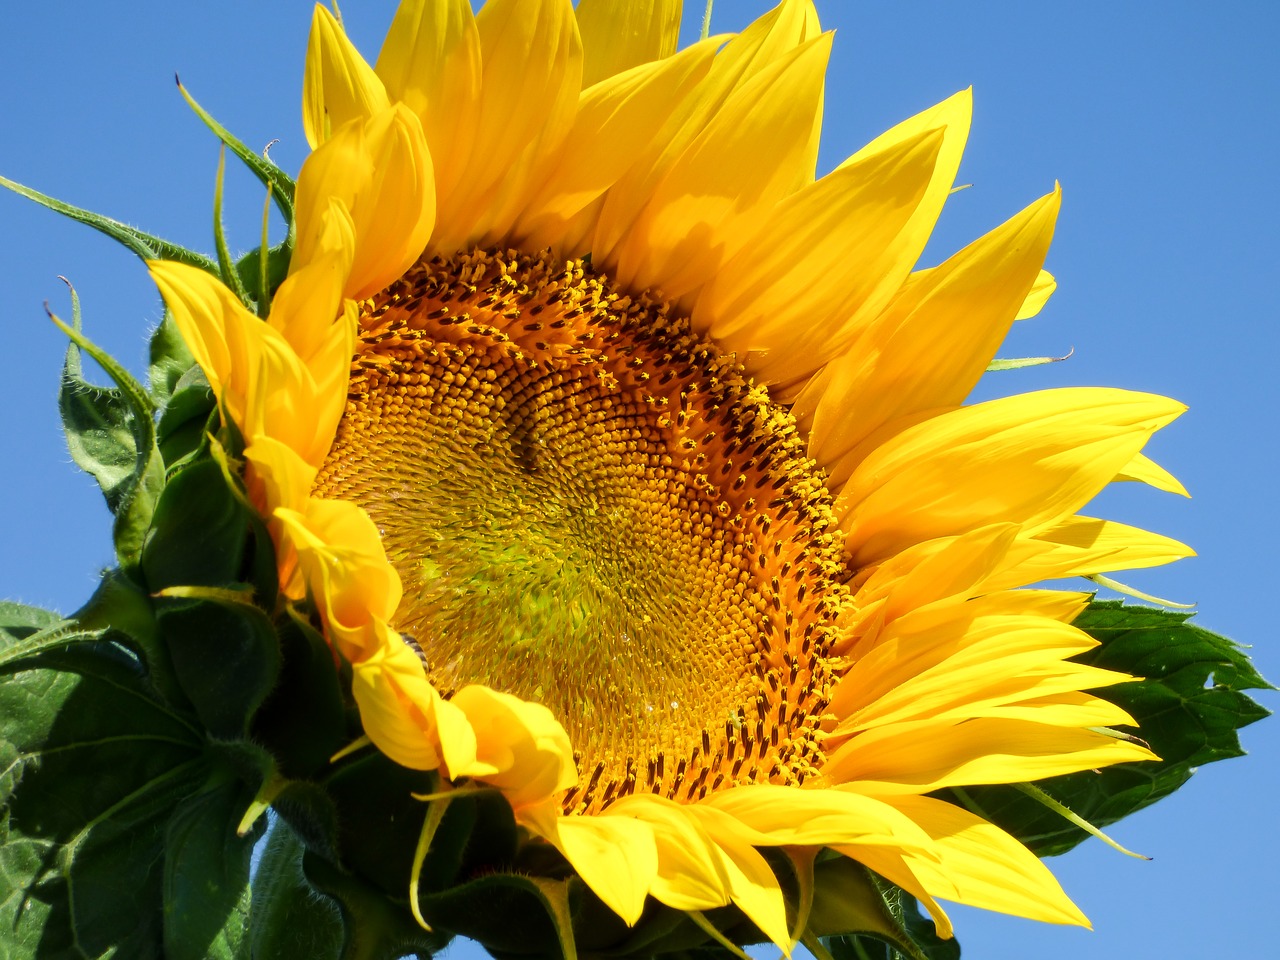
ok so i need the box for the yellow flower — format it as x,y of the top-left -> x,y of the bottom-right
147,0 -> 1192,947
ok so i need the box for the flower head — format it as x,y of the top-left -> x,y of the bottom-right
148,0 -> 1193,947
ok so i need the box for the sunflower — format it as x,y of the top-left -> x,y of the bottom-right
146,0 -> 1192,947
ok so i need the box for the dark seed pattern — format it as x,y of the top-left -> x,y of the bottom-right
313,248 -> 852,815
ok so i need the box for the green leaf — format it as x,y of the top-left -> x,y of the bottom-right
250,821 -> 344,960
53,291 -> 165,573
941,600 -> 1272,857
0,602 -> 61,644
162,775 -> 261,960
68,568 -> 188,709
0,173 -> 218,273
0,640 -> 206,958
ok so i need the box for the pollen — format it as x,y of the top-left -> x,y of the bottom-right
313,249 -> 853,814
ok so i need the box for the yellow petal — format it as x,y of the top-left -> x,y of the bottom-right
1116,450 -> 1190,496
294,105 -> 436,301
702,784 -> 937,854
349,628 -> 479,774
752,89 -> 975,391
850,524 -> 1023,630
511,36 -> 720,254
591,0 -> 821,268
606,33 -> 833,302
274,498 -> 402,663
684,804 -> 792,949
302,5 -> 390,149
838,387 -> 1187,567
577,0 -> 682,87
693,126 -> 945,376
844,795 -> 1089,927
268,197 -> 357,365
147,260 -> 350,468
1026,515 -> 1195,579
242,438 -> 318,597
1015,269 -> 1057,320
797,187 -> 1061,475
375,0 -> 482,200
450,685 -> 577,808
604,794 -> 731,912
521,799 -> 659,925
834,617 -> 1134,736
984,691 -> 1140,728
825,718 -> 1156,793
431,0 -> 582,253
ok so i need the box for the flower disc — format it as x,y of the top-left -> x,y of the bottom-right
313,248 -> 852,813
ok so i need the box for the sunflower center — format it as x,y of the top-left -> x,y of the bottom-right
313,249 -> 852,813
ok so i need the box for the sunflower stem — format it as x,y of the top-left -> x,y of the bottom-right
700,0 -> 714,40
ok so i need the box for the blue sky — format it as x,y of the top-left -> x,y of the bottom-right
1,2 -> 1275,958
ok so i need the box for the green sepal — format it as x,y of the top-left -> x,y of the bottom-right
212,145 -> 254,309
0,173 -> 219,273
304,851 -> 452,960
941,599 -> 1272,857
986,353 -> 1069,371
271,778 -> 344,862
176,78 -> 296,224
142,456 -> 250,588
418,874 -> 580,960
147,311 -> 198,407
0,638 -> 207,958
53,290 -> 166,574
234,238 -> 295,313
812,862 -> 957,960
155,365 -> 218,472
253,613 -> 351,780
250,821 -> 345,960
142,458 -> 281,738
151,596 -> 280,740
323,753 -> 437,898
